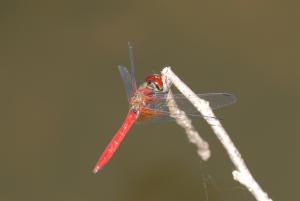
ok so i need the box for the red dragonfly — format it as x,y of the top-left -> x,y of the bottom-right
93,43 -> 236,173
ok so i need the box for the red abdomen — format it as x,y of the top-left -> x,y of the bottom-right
93,110 -> 137,173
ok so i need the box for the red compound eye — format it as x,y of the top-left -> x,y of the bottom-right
145,74 -> 163,91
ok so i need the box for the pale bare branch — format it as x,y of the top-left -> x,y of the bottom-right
161,67 -> 273,201
166,90 -> 211,161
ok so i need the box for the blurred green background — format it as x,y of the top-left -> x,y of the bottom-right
5,0 -> 299,200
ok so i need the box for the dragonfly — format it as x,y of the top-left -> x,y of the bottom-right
93,42 -> 236,173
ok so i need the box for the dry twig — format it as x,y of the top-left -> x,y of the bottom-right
165,90 -> 211,160
161,67 -> 273,201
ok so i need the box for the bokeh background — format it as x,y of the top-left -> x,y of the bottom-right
5,0 -> 299,200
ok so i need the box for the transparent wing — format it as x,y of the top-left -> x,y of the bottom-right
118,65 -> 134,101
137,111 -> 177,124
128,42 -> 137,93
137,106 -> 219,124
144,92 -> 236,117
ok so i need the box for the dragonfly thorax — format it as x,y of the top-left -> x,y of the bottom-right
129,85 -> 156,115
130,91 -> 144,112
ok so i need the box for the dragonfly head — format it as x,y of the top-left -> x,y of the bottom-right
144,74 -> 164,92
